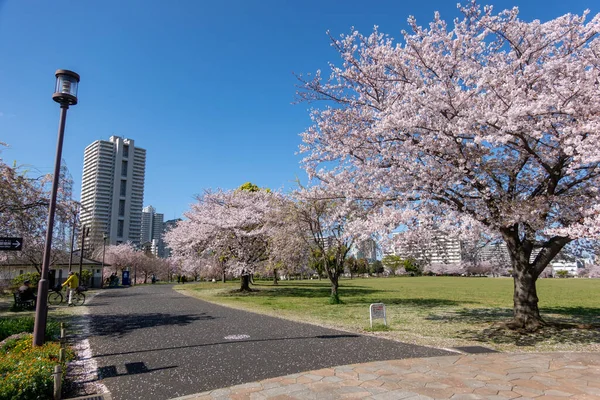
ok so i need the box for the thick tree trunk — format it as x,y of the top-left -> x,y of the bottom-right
240,274 -> 251,291
511,267 -> 544,331
273,268 -> 278,285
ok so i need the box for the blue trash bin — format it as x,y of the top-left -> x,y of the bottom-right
122,270 -> 131,286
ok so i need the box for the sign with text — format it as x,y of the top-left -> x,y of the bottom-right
369,303 -> 387,328
0,237 -> 22,251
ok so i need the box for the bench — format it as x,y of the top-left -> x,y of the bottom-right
13,292 -> 36,310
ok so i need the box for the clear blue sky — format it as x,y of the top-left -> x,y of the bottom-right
1,0 -> 597,219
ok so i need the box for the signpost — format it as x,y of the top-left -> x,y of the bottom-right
369,303 -> 387,328
0,237 -> 23,251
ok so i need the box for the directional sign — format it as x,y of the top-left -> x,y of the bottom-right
0,237 -> 23,251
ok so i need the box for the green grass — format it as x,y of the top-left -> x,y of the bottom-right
176,276 -> 600,352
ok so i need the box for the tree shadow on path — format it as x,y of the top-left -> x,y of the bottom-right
83,312 -> 215,338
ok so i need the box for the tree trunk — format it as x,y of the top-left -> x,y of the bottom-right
273,268 -> 278,285
222,271 -> 226,283
511,266 -> 544,331
240,274 -> 251,291
331,278 -> 338,297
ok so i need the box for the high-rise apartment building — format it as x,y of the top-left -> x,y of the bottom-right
141,205 -> 164,257
80,136 -> 146,247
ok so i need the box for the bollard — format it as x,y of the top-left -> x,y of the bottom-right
53,365 -> 62,400
60,323 -> 66,348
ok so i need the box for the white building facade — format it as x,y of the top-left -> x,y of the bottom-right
80,136 -> 146,246
141,205 -> 164,257
390,232 -> 462,264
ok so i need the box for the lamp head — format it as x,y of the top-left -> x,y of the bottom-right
53,69 -> 80,105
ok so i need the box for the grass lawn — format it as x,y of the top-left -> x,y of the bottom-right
175,276 -> 600,352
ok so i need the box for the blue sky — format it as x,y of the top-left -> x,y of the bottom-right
0,0 -> 597,219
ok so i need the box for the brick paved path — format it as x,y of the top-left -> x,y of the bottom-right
173,352 -> 600,399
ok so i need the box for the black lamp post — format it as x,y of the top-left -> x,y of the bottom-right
33,69 -> 80,347
101,232 -> 107,287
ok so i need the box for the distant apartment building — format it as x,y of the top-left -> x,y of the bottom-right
390,231 -> 462,264
348,238 -> 378,262
141,205 -> 164,257
80,136 -> 146,247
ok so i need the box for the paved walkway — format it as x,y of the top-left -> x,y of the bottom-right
172,352 -> 600,400
83,285 -> 452,400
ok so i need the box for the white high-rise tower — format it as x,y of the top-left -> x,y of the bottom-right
141,205 -> 164,257
80,136 -> 146,246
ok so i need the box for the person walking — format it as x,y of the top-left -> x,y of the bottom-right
62,271 -> 79,306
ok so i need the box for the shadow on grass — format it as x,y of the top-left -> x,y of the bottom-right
429,307 -> 600,347
82,313 -> 215,338
457,322 -> 600,347
217,286 -> 380,299
217,285 -> 471,308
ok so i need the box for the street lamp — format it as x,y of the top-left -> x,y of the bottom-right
101,232 -> 107,288
33,69 -> 80,347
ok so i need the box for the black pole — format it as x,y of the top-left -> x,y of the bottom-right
78,226 -> 86,278
33,104 -> 69,347
68,210 -> 76,272
101,237 -> 106,288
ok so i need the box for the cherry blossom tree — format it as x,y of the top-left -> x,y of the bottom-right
165,188 -> 275,291
265,196 -> 311,284
0,146 -> 73,272
298,3 -> 600,330
104,243 -> 138,276
289,187 -> 360,303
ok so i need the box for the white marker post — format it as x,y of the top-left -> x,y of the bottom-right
369,303 -> 387,328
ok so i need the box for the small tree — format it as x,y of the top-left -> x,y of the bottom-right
382,254 -> 402,276
369,260 -> 384,276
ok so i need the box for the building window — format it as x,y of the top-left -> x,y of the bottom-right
120,180 -> 127,196
117,220 -> 124,237
119,200 -> 125,216
123,144 -> 129,158
121,160 -> 128,177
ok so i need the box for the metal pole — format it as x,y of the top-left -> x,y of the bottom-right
68,210 -> 76,272
78,226 -> 86,278
33,104 -> 69,347
101,238 -> 106,288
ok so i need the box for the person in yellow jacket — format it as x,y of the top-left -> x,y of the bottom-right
62,271 -> 79,306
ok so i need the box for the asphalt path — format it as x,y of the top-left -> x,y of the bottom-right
86,284 -> 454,400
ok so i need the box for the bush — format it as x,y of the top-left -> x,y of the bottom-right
10,272 -> 40,291
0,317 -> 60,342
0,335 -> 73,400
80,269 -> 93,287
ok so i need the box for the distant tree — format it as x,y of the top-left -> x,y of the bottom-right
556,270 -> 569,278
381,254 -> 403,276
344,255 -> 358,279
356,258 -> 369,276
370,260 -> 384,276
403,258 -> 422,276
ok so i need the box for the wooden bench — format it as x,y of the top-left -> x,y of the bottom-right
13,292 -> 36,310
